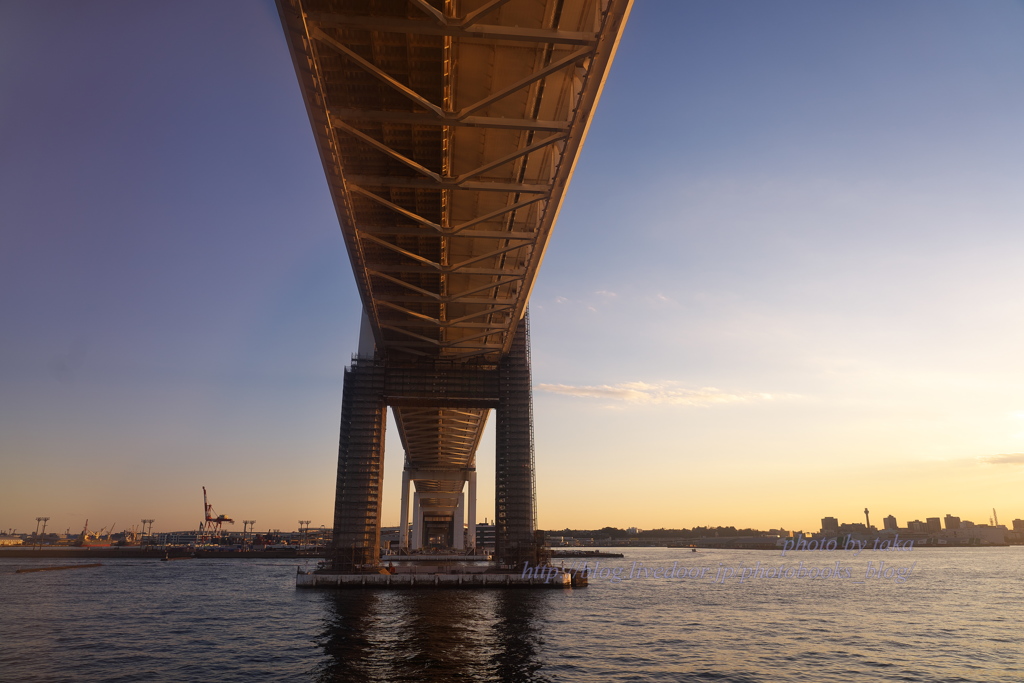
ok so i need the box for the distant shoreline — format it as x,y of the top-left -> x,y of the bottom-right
0,548 -> 325,559
0,544 -> 1016,560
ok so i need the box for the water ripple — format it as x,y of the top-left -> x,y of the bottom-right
1,547 -> 1022,681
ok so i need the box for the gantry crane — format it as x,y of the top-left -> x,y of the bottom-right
200,486 -> 234,541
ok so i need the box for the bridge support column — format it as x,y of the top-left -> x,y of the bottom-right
411,492 -> 423,550
467,470 -> 477,550
496,316 -> 540,568
398,469 -> 410,550
327,315 -> 541,570
453,492 -> 465,550
330,359 -> 386,572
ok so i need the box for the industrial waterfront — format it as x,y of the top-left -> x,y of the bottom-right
5,503 -> 1021,556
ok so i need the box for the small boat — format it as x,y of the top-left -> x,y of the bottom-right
160,553 -> 194,562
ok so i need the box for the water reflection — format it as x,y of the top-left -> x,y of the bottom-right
311,591 -> 376,682
489,591 -> 551,682
313,589 -> 552,682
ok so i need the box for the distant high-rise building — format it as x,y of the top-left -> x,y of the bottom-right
944,515 -> 961,530
1012,519 -> 1024,533
926,517 -> 941,532
907,520 -> 926,532
475,522 -> 495,549
820,517 -> 839,534
883,515 -> 898,531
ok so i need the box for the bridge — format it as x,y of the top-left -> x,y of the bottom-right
277,0 -> 631,572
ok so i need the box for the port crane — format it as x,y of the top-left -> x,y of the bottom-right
200,486 -> 234,540
76,519 -> 93,544
75,519 -> 115,546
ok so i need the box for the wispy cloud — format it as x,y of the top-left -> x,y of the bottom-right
536,381 -> 785,407
980,453 -> 1024,465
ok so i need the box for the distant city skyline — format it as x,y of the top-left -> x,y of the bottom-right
820,509 -> 1020,533
4,1 -> 1024,533
7,505 -> 1024,538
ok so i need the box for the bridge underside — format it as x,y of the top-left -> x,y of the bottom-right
277,0 -> 630,571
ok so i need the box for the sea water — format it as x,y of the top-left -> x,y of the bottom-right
1,547 -> 1021,682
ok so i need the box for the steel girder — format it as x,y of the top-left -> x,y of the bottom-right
278,0 -> 631,361
278,0 -> 630,563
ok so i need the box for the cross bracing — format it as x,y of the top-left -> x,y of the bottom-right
278,0 -> 630,569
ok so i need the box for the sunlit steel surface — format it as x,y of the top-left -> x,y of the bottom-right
278,0 -> 630,568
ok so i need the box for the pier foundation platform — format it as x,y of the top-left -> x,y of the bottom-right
296,569 -> 582,589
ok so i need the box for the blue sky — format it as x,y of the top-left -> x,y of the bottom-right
3,1 -> 1024,535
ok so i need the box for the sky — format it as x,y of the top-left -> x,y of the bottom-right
2,1 -> 1024,537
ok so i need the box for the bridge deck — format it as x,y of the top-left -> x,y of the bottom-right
277,0 -> 630,567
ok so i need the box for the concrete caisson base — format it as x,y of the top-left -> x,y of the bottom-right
296,571 -> 575,589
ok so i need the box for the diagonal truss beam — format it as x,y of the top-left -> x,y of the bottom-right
352,184 -> 546,236
359,233 -> 442,270
457,47 -> 594,118
450,242 -> 529,270
378,294 -> 517,305
407,0 -> 445,24
403,0 -> 525,31
461,0 -> 515,28
309,14 -> 598,46
332,120 -> 440,181
377,299 -> 515,327
347,176 -> 551,193
367,270 -> 441,300
455,134 -> 565,183
338,123 -> 562,187
330,109 -> 570,132
356,224 -> 537,241
311,27 -> 444,116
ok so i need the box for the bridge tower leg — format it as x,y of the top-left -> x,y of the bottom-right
412,491 -> 424,550
467,469 -> 477,550
495,316 -> 541,568
453,491 -> 465,550
329,358 -> 386,572
398,468 -> 410,550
